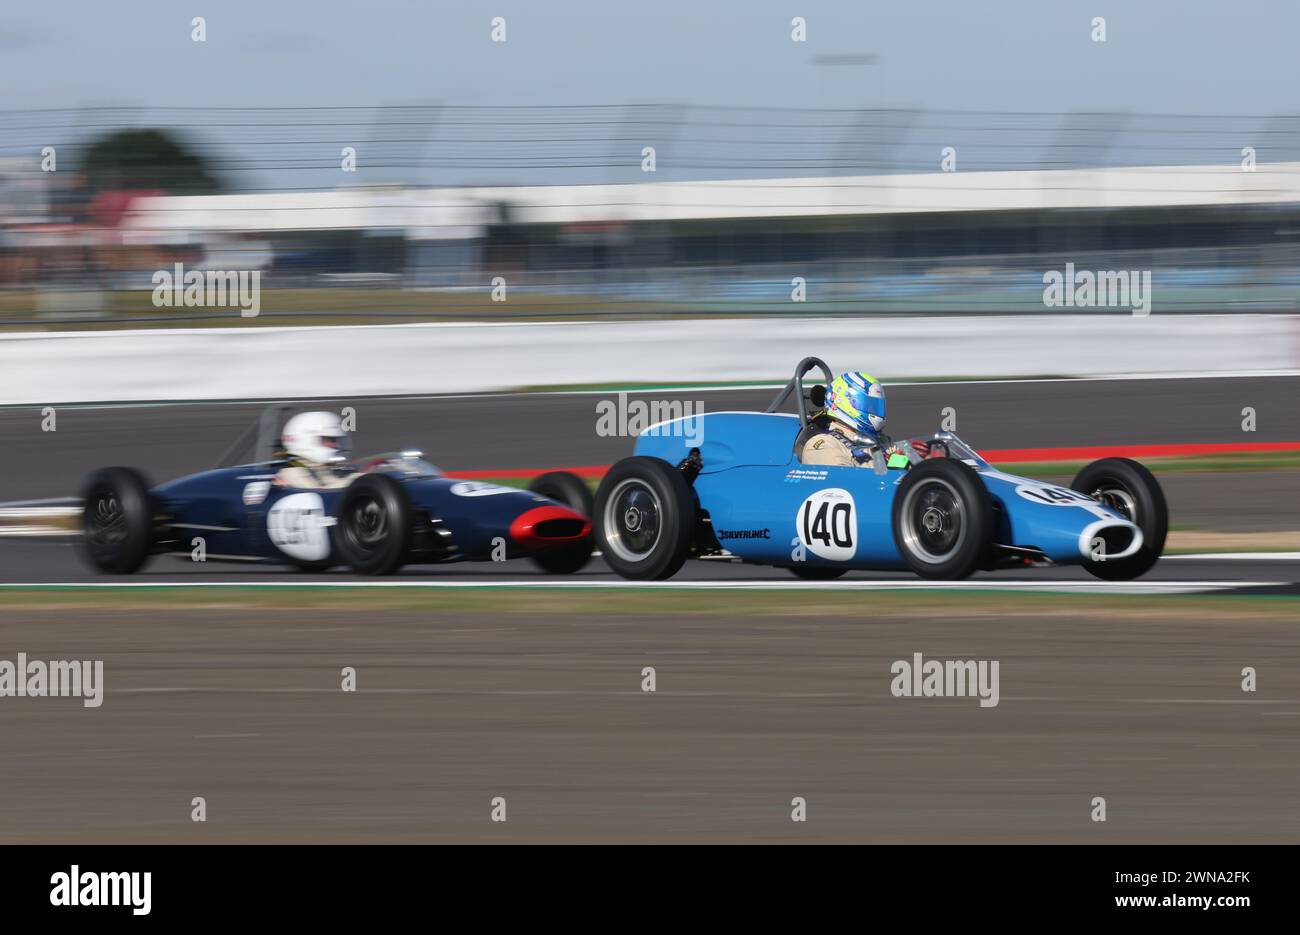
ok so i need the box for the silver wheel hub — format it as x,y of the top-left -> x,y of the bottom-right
899,478 -> 966,565
602,479 -> 665,564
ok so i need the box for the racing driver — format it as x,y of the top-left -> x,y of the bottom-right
801,371 -> 944,468
801,370 -> 889,467
274,411 -> 360,489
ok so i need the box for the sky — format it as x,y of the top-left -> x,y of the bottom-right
3,0 -> 1299,189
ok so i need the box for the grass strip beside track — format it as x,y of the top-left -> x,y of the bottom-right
0,586 -> 1294,617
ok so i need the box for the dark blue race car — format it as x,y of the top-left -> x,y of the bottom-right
80,405 -> 593,576
593,357 -> 1169,581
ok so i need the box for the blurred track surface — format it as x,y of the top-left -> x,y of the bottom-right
0,541 -> 1295,593
1,374 -> 1297,584
1,589 -> 1297,843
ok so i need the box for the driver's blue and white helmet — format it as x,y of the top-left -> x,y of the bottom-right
826,371 -> 886,441
282,410 -> 351,465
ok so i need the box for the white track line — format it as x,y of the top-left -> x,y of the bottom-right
0,507 -> 79,519
1165,552 -> 1300,561
0,579 -> 1276,594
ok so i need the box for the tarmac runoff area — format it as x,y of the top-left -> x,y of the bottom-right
0,587 -> 1296,843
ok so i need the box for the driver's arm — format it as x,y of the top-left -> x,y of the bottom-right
274,466 -> 311,488
802,433 -> 866,467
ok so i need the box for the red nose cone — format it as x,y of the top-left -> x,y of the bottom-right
509,505 -> 592,548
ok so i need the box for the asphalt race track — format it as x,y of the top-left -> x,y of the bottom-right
1,373 -> 1297,589
0,539 -> 1293,595
2,586 -> 1299,843
2,374 -> 1298,502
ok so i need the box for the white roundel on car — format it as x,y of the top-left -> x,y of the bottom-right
796,488 -> 857,561
449,481 -> 516,497
267,492 -> 331,562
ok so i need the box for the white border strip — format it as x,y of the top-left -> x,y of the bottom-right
5,315 -> 1297,405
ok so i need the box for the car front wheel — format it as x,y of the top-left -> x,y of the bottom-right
526,471 -> 595,574
1070,458 -> 1167,580
336,474 -> 412,575
594,457 -> 695,580
892,459 -> 994,580
80,467 -> 157,574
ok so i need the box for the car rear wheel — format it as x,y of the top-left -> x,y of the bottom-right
892,459 -> 993,580
526,472 -> 595,574
81,467 -> 157,574
595,457 -> 695,580
1070,458 -> 1167,580
336,474 -> 411,575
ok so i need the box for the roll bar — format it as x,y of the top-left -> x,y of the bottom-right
765,357 -> 833,427
213,403 -> 294,468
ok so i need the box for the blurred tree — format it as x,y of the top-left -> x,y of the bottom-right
80,128 -> 221,195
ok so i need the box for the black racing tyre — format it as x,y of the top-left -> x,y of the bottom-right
81,467 -> 156,574
787,565 -> 848,580
289,559 -> 336,573
1070,458 -> 1167,581
594,457 -> 696,580
528,471 -> 594,517
336,474 -> 412,575
526,471 -> 595,575
528,540 -> 593,575
891,458 -> 994,580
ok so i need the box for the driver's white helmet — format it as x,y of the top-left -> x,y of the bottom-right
281,411 -> 350,465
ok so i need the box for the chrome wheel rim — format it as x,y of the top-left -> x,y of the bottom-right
603,479 -> 663,563
900,479 -> 965,564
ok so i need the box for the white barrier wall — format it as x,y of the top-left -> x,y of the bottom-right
2,315 -> 1297,405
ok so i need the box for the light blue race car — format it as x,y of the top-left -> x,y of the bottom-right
593,357 -> 1168,581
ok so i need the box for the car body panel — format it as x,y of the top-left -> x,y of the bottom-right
153,462 -> 579,565
640,411 -> 800,472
